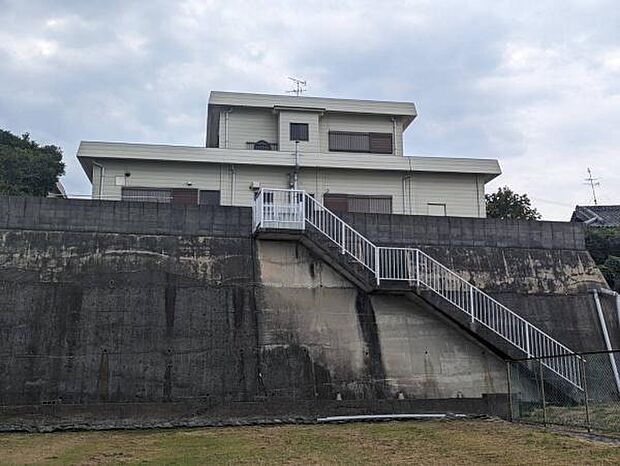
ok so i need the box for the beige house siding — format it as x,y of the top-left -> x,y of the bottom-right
410,172 -> 485,217
90,159 -> 486,217
319,113 -> 404,156
216,108 -> 404,157
94,160 -> 223,200
278,110 -> 321,153
219,107 -> 278,150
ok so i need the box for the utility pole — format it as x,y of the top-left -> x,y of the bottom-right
584,168 -> 600,205
291,140 -> 300,190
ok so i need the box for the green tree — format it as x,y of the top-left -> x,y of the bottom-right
485,186 -> 541,220
585,226 -> 620,291
0,129 -> 65,196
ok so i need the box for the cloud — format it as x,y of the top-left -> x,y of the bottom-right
0,0 -> 618,219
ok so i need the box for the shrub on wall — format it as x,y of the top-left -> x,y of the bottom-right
585,226 -> 620,291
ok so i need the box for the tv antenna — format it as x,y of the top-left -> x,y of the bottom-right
584,167 -> 600,205
286,77 -> 307,96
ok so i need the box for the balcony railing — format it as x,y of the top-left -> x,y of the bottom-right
246,141 -> 278,151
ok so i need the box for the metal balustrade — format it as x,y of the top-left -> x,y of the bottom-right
253,188 -> 583,389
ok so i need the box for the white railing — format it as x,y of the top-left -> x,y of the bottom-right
253,188 -> 583,389
253,188 -> 305,231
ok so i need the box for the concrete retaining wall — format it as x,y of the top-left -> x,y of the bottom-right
0,196 -> 615,430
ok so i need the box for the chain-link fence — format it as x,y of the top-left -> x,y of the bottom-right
508,350 -> 620,434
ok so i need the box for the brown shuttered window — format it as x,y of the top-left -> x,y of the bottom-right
323,193 -> 349,212
328,131 -> 392,154
324,193 -> 392,214
348,195 -> 392,213
121,187 -> 199,204
369,132 -> 393,154
329,131 -> 370,152
171,188 -> 198,205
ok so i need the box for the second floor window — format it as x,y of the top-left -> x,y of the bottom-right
328,131 -> 393,154
290,123 -> 309,141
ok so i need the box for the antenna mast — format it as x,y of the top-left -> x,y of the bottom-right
584,167 -> 600,205
286,77 -> 307,96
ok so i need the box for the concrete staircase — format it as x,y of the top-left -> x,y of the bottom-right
253,188 -> 584,390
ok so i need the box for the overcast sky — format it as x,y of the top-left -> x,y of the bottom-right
1,0 -> 619,220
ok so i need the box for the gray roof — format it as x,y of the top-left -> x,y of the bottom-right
570,205 -> 620,226
208,91 -> 418,129
77,141 -> 502,182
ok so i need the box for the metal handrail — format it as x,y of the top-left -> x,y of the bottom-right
253,188 -> 583,389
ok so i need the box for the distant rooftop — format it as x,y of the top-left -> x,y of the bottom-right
208,91 -> 418,129
570,205 -> 620,227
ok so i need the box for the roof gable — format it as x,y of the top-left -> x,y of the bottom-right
571,205 -> 620,226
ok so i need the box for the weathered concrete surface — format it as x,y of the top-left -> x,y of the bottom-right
0,196 -> 614,430
256,240 -> 508,401
344,212 -> 616,353
0,229 -> 258,407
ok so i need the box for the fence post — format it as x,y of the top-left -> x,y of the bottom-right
506,362 -> 514,422
580,357 -> 591,433
539,360 -> 547,427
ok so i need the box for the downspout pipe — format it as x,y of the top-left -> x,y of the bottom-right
596,287 -> 620,323
224,108 -> 233,149
401,175 -> 412,215
591,289 -> 620,396
92,162 -> 105,200
230,164 -> 236,206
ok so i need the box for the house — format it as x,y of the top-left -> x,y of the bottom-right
48,181 -> 67,199
571,205 -> 620,227
77,91 -> 501,217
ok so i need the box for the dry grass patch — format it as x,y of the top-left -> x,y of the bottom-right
0,418 -> 618,465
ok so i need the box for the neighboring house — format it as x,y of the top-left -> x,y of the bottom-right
48,181 -> 67,199
571,205 -> 620,227
77,91 -> 501,217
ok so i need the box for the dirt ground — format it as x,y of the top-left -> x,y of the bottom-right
0,418 -> 619,465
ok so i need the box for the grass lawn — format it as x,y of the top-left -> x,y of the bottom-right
0,418 -> 618,465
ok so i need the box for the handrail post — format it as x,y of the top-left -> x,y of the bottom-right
415,249 -> 420,288
341,221 -> 345,254
375,247 -> 380,286
300,191 -> 306,230
469,284 -> 475,323
525,323 -> 531,357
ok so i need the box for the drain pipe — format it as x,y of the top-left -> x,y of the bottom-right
591,289 -> 620,395
596,287 -> 620,334
230,164 -> 236,205
401,176 -> 411,214
92,162 -> 105,200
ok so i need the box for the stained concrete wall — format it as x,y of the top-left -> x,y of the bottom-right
343,212 -> 618,353
256,241 -> 507,401
0,196 -> 614,429
0,226 -> 258,406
